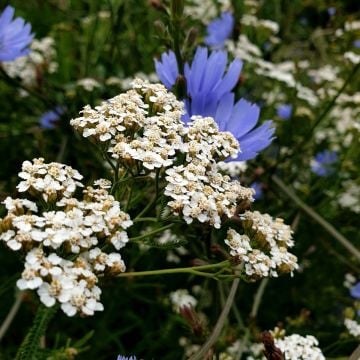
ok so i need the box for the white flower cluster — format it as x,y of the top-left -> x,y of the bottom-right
169,289 -> 197,313
226,36 -> 319,106
344,51 -> 360,65
16,158 -> 83,202
245,332 -> 324,360
344,318 -> 360,337
241,14 -> 279,33
165,116 -> 253,229
275,334 -> 325,360
3,37 -> 57,90
71,79 -> 186,171
76,78 -> 101,91
338,180 -> 360,213
183,0 -> 231,23
225,211 -> 298,279
0,159 -> 132,316
106,72 -> 158,90
217,160 -> 247,177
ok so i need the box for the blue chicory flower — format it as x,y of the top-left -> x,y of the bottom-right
276,104 -> 292,120
0,5 -> 33,62
310,150 -> 337,176
350,282 -> 360,299
117,356 -> 137,360
250,181 -> 263,200
353,39 -> 360,49
327,7 -> 336,16
155,47 -> 275,161
204,11 -> 234,49
39,106 -> 65,129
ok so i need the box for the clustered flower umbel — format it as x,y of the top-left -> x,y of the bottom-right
70,79 -> 296,276
245,332 -> 325,360
0,158 -> 132,316
165,116 -> 254,229
71,79 -> 254,229
3,37 -> 58,90
225,211 -> 298,280
275,334 -> 325,360
344,318 -> 360,337
71,79 -> 186,171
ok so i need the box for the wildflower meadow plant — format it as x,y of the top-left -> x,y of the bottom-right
0,6 -> 33,62
155,47 -> 275,160
0,1 -> 359,359
205,11 -> 234,49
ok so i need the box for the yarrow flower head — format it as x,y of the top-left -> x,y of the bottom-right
225,211 -> 298,280
276,103 -> 292,120
310,150 -> 337,176
117,356 -> 137,360
205,12 -> 234,49
0,159 -> 133,316
274,333 -> 325,359
71,79 -> 186,172
0,6 -> 33,61
155,47 -> 275,161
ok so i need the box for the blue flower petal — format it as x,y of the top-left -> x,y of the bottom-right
0,6 -> 33,62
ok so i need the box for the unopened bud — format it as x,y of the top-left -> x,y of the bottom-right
154,20 -> 167,37
173,74 -> 187,99
184,27 -> 198,48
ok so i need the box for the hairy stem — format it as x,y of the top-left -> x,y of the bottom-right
189,278 -> 240,360
0,292 -> 23,342
15,304 -> 57,360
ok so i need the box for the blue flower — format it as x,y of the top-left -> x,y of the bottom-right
0,6 -> 33,62
350,282 -> 360,299
310,150 -> 337,176
327,7 -> 336,16
117,356 -> 137,360
155,47 -> 275,161
39,107 -> 64,129
250,181 -> 263,200
276,104 -> 292,120
353,39 -> 360,49
205,12 -> 234,49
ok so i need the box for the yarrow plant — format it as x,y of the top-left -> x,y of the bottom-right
0,158 -> 132,316
2,1 -> 359,358
1,79 -> 297,324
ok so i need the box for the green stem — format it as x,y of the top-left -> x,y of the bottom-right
134,170 -> 161,219
0,291 -> 23,341
129,224 -> 174,242
189,278 -> 240,360
272,174 -> 360,262
117,260 -> 230,278
15,304 -> 57,360
236,277 -> 268,360
170,0 -> 184,74
132,217 -> 160,223
0,68 -> 57,109
250,278 -> 269,318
